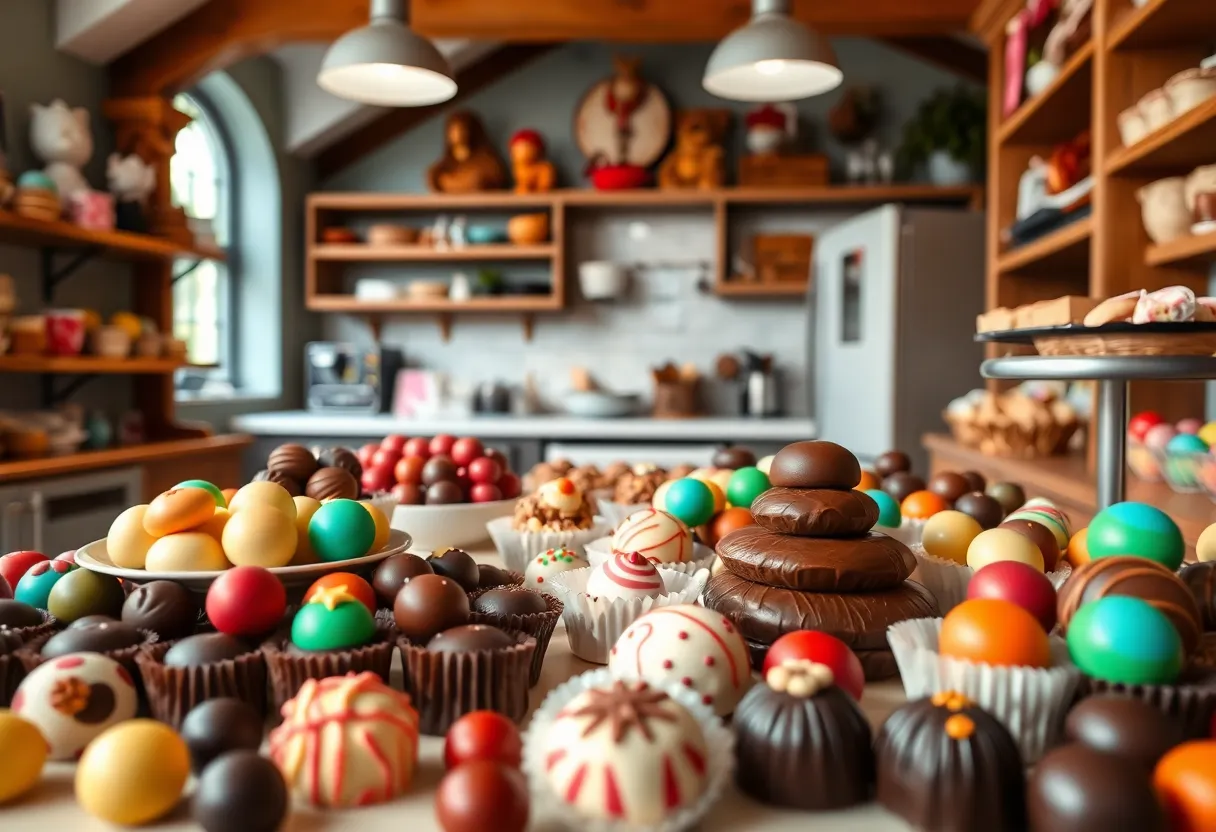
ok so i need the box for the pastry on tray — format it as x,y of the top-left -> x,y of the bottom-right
944,388 -> 1080,458
513,477 -> 595,533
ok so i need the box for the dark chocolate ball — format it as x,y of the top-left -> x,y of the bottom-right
999,518 -> 1062,572
986,482 -> 1026,516
68,614 -> 117,629
882,471 -> 925,505
316,446 -> 362,481
393,573 -> 470,642
422,455 -> 459,486
121,580 -> 198,641
961,470 -> 987,493
426,480 -> 465,505
435,759 -> 529,832
252,468 -> 302,497
181,698 -> 265,773
427,547 -> 480,592
928,472 -> 971,505
769,441 -> 861,490
477,563 -> 516,590
874,450 -> 912,479
372,553 -> 433,607
266,443 -> 319,483
1064,695 -> 1183,770
164,633 -> 251,667
304,466 -> 359,501
1027,744 -> 1166,832
192,750 -> 288,832
712,446 -> 757,470
472,588 -> 548,617
954,492 -> 1005,530
1178,562 -> 1216,631
427,624 -> 514,653
0,599 -> 44,629
40,621 -> 144,659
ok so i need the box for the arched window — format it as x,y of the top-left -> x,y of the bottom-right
170,93 -> 231,379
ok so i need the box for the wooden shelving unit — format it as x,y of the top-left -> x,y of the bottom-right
1105,96 -> 1216,176
311,243 -> 557,262
997,40 -> 1094,145
0,209 -> 225,263
714,281 -> 808,298
1107,0 -> 1216,50
0,356 -> 194,374
1145,229 -> 1216,268
996,215 -> 1094,275
0,434 -> 250,483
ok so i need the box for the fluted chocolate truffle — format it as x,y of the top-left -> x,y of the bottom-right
266,443 -> 319,483
40,621 -> 145,659
163,633 -> 252,667
305,466 -> 359,501
252,468 -> 302,497
316,446 -> 362,481
393,574 -> 470,643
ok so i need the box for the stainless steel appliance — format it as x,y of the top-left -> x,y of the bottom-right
305,343 -> 402,413
0,468 -> 141,555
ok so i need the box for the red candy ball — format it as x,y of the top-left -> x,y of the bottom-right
444,711 -> 523,770
304,572 -> 377,614
429,434 -> 457,457
967,560 -> 1058,632
206,566 -> 287,637
763,630 -> 865,701
0,551 -> 48,590
467,457 -> 503,485
436,761 -> 528,832
497,472 -> 522,500
451,437 -> 484,468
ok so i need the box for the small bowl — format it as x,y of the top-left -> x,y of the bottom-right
1138,88 -> 1174,131
1127,438 -> 1163,482
390,498 -> 516,551
1165,67 -> 1216,116
466,225 -> 508,244
1118,105 -> 1149,147
1155,448 -> 1208,493
92,325 -> 131,359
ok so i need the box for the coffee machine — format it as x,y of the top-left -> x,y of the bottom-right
304,343 -> 402,413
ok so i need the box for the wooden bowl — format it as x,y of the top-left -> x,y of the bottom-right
367,224 -> 418,245
507,212 -> 550,244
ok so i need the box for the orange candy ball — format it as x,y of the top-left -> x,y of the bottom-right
303,572 -> 377,614
901,490 -> 950,520
939,598 -> 1051,668
1066,527 -> 1091,568
1154,741 -> 1216,832
710,507 -> 755,545
856,470 -> 880,491
143,488 -> 217,537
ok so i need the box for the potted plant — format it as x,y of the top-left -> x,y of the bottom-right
898,86 -> 987,186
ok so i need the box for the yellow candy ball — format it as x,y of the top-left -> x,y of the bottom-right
228,481 -> 297,520
76,720 -> 189,825
688,467 -> 716,482
756,455 -> 774,475
1067,527 -> 1091,568
107,505 -> 158,569
291,496 -> 322,565
1199,422 -> 1216,448
703,480 -> 727,514
966,527 -> 1045,573
192,506 -> 230,541
921,510 -> 983,566
0,710 -> 47,804
360,500 -> 391,552
222,504 -> 296,567
652,480 -> 674,513
145,532 -> 228,572
1198,523 -> 1216,563
709,468 -> 734,497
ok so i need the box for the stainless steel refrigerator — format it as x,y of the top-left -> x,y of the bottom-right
810,205 -> 986,473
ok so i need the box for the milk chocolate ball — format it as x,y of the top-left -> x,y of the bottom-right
392,574 -> 470,642
426,481 -> 465,505
427,548 -> 480,593
882,472 -> 925,505
954,492 -> 1005,530
372,553 -> 433,608
928,472 -> 971,506
266,443 -> 318,483
874,450 -> 912,479
305,467 -> 359,501
961,470 -> 987,493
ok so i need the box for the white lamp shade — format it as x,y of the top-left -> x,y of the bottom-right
703,9 -> 842,102
318,15 -> 456,107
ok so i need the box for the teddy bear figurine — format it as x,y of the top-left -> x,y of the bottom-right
30,99 -> 94,203
657,109 -> 728,190
509,129 -> 556,194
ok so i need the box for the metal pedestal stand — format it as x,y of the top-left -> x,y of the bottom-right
981,355 -> 1216,510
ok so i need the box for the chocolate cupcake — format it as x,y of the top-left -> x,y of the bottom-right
469,586 -> 562,685
875,692 -> 1026,832
0,628 -> 29,706
398,624 -> 535,735
733,661 -> 874,810
135,632 -> 267,729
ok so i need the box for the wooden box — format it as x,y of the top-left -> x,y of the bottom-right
738,153 -> 829,188
754,234 -> 813,284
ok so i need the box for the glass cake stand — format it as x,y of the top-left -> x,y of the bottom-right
981,355 -> 1216,509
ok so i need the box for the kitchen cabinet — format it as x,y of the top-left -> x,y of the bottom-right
0,468 -> 141,556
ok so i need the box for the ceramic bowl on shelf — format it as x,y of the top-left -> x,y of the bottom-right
1117,105 -> 1148,147
562,390 -> 640,418
1164,67 -> 1216,116
1154,447 -> 1207,493
391,498 -> 515,551
466,225 -> 508,244
1137,177 -> 1191,244
507,212 -> 549,244
1138,88 -> 1174,131
92,325 -> 131,358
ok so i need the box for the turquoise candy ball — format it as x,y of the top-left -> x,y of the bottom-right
291,600 -> 376,651
174,479 -> 226,508
725,467 -> 771,510
1087,501 -> 1184,571
1066,595 -> 1182,685
14,560 -> 74,610
865,489 -> 902,529
1167,433 -> 1208,453
663,478 -> 716,528
17,170 -> 55,191
308,499 -> 376,562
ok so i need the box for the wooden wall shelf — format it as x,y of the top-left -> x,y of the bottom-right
1108,0 -> 1216,51
311,243 -> 556,262
0,434 -> 251,483
715,281 -> 809,298
0,210 -> 225,262
307,295 -> 562,314
1106,97 -> 1216,176
0,356 -> 192,374
1145,230 -> 1216,268
996,216 -> 1093,275
997,40 -> 1094,145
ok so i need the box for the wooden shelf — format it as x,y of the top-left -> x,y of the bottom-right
997,41 -> 1094,146
0,356 -> 192,374
312,243 -> 556,261
0,210 -> 225,262
1106,97 -> 1216,176
1145,228 -> 1216,268
0,435 -> 251,482
1108,0 -> 1216,51
996,216 -> 1093,275
715,281 -> 808,298
307,295 -> 562,314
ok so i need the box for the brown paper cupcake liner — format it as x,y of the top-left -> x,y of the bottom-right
479,569 -> 525,589
468,588 -> 563,686
1,609 -> 60,644
1079,671 -> 1216,740
136,639 -> 268,729
262,627 -> 395,715
398,629 -> 536,736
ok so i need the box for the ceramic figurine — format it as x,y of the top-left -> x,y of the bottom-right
657,109 -> 728,190
449,215 -> 467,249
30,99 -> 93,203
427,111 -> 506,194
744,104 -> 793,156
509,129 -> 556,194
107,153 -> 156,233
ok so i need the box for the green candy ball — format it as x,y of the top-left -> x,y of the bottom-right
1066,595 -> 1182,686
663,478 -> 716,528
291,600 -> 376,651
725,466 -> 771,510
308,499 -> 376,562
47,568 -> 126,623
175,479 -> 226,508
1087,501 -> 1184,571
864,489 -> 902,528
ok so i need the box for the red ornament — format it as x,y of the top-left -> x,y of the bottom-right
430,434 -> 457,457
356,442 -> 379,467
403,437 -> 431,459
451,437 -> 484,468
763,630 -> 865,701
967,560 -> 1057,632
362,465 -> 394,494
468,457 -> 503,485
497,472 -> 522,500
371,447 -> 400,471
1128,411 -> 1164,442
435,761 -> 528,832
444,710 -> 523,770
380,434 -> 408,455
206,566 -> 287,637
304,572 -> 376,614
0,551 -> 48,591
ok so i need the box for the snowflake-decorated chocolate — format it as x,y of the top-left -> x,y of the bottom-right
524,547 -> 588,590
13,652 -> 138,760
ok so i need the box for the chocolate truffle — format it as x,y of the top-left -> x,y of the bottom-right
954,491 -> 1005,530
192,750 -> 288,832
316,446 -> 362,481
874,450 -> 912,478
181,698 -> 265,773
1179,562 -> 1216,631
999,518 -> 1062,571
712,446 -> 757,470
0,600 -> 43,629
426,481 -> 465,505
477,563 -> 516,590
68,614 -> 117,629
961,470 -> 987,492
1064,695 -> 1184,770
428,547 -> 480,592
986,481 -> 1026,516
121,580 -> 198,641
472,588 -> 547,617
750,487 -> 879,537
769,441 -> 861,490
163,633 -> 251,667
427,624 -> 513,653
304,466 -> 359,501
734,661 -> 874,810
252,468 -> 302,497
882,471 -> 926,505
393,574 -> 470,642
1058,556 -> 1202,654
372,553 -> 433,607
40,621 -> 145,659
716,527 -> 915,592
266,443 -> 319,483
422,456 -> 459,486
928,471 -> 971,505
1028,744 -> 1166,832
876,693 -> 1026,832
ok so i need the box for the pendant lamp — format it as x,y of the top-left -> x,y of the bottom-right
703,0 -> 842,102
318,0 -> 456,107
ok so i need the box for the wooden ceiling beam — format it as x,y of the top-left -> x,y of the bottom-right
881,36 -> 988,83
315,44 -> 555,180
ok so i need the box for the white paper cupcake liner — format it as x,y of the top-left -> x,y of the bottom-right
910,545 -> 1074,615
882,518 -> 925,547
597,499 -> 652,529
584,536 -> 716,576
486,515 -> 611,574
523,667 -> 734,832
887,617 -> 1080,763
547,567 -> 709,664
367,492 -> 399,522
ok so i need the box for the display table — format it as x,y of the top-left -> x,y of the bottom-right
3,546 -> 914,832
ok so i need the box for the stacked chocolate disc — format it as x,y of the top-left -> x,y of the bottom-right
704,440 -> 940,680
